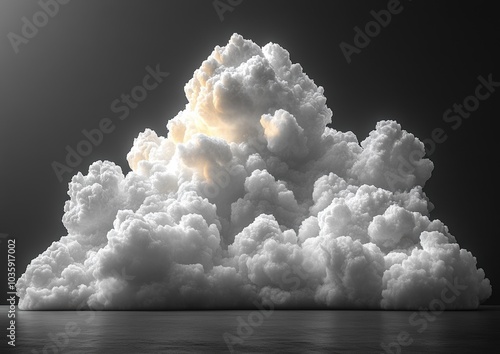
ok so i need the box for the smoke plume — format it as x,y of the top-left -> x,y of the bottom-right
17,34 -> 491,310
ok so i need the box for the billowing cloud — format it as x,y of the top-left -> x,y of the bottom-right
17,34 -> 491,310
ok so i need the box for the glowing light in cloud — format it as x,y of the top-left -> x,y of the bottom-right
17,34 -> 491,310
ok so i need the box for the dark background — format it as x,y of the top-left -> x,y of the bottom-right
1,0 -> 498,305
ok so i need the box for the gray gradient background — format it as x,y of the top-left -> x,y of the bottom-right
0,0 -> 498,305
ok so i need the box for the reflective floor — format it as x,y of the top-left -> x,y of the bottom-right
2,306 -> 499,353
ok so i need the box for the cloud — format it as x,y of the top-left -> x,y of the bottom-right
17,34 -> 491,310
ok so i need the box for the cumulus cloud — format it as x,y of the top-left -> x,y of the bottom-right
17,34 -> 491,310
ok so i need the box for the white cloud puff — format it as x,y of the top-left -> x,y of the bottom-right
17,34 -> 491,310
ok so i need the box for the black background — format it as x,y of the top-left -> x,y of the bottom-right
1,0 -> 498,305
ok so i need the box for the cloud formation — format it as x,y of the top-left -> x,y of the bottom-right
17,34 -> 491,310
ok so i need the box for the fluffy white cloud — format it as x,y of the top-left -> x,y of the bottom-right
351,120 -> 433,191
17,34 -> 491,310
382,231 -> 491,309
